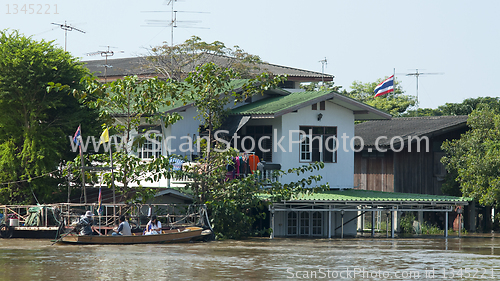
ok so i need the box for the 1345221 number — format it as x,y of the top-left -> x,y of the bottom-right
6,4 -> 58,15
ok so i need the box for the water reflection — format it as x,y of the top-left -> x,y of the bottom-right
1,235 -> 500,280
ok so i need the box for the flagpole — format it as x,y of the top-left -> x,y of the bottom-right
110,141 -> 115,206
391,68 -> 395,100
393,68 -> 396,96
99,173 -> 102,234
79,124 -> 87,204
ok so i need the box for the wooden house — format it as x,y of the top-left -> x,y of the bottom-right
353,116 -> 469,195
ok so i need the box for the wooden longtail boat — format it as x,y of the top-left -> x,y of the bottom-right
59,227 -> 204,244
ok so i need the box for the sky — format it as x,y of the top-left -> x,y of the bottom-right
2,0 -> 499,110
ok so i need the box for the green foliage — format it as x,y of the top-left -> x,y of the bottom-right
441,105 -> 500,207
73,75 -> 182,202
340,78 -> 416,116
177,62 -> 324,239
402,97 -> 500,117
0,29 -> 99,204
399,212 -> 416,234
438,97 -> 500,116
181,62 -> 286,203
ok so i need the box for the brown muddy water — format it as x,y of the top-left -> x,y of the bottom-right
1,235 -> 500,280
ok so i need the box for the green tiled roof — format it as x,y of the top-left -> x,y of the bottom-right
231,90 -> 334,116
289,189 -> 471,202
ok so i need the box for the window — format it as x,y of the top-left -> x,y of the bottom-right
287,210 -> 323,237
319,101 -> 325,110
300,212 -> 310,236
299,126 -> 337,163
138,135 -> 162,159
287,212 -> 297,235
300,136 -> 311,161
312,212 -> 322,236
312,102 -> 326,110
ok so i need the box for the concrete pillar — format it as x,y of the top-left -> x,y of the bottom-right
328,205 -> 332,238
393,210 -> 400,233
341,210 -> 345,239
391,209 -> 395,238
357,206 -> 363,232
371,210 -> 375,238
418,206 -> 424,225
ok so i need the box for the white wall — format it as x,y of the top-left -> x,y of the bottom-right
278,101 -> 355,189
166,107 -> 201,159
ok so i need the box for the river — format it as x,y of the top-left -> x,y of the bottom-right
1,235 -> 500,280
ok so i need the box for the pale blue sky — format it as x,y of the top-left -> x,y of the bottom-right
2,0 -> 499,110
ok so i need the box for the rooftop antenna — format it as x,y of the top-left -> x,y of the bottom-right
142,0 -> 209,48
405,69 -> 443,116
51,21 -> 85,51
319,57 -> 328,86
87,46 -> 124,82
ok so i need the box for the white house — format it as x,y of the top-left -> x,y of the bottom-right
139,87 -> 393,238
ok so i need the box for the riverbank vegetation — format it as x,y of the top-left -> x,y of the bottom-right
0,29 -> 100,204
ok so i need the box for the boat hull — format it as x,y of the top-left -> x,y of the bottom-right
60,227 -> 203,244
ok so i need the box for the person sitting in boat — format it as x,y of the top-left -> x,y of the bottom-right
144,215 -> 162,235
77,211 -> 94,235
112,215 -> 132,236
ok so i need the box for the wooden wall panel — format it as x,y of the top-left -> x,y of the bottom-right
354,151 -> 394,192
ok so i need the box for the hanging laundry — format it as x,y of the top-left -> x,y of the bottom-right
248,154 -> 260,174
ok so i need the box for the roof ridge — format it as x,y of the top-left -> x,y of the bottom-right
258,61 -> 334,77
393,115 -> 468,120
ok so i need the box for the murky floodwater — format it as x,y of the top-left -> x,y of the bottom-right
1,235 -> 500,280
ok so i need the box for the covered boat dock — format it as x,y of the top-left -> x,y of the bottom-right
269,189 -> 471,239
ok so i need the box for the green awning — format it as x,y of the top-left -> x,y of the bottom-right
286,189 -> 471,203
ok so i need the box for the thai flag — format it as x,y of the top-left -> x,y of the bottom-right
73,126 -> 81,146
374,75 -> 394,97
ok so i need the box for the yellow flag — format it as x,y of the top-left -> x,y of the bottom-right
99,127 -> 109,144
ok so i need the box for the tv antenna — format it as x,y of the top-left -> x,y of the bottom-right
404,69 -> 443,116
319,57 -> 327,85
51,21 -> 85,51
142,0 -> 209,47
87,46 -> 124,82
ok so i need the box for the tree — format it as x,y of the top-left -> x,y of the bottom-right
179,62 -> 328,239
145,36 -> 265,81
72,75 -> 182,202
439,97 -> 500,116
441,105 -> 500,207
0,29 -> 99,204
340,78 -> 416,116
402,97 -> 500,117
181,62 -> 286,203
